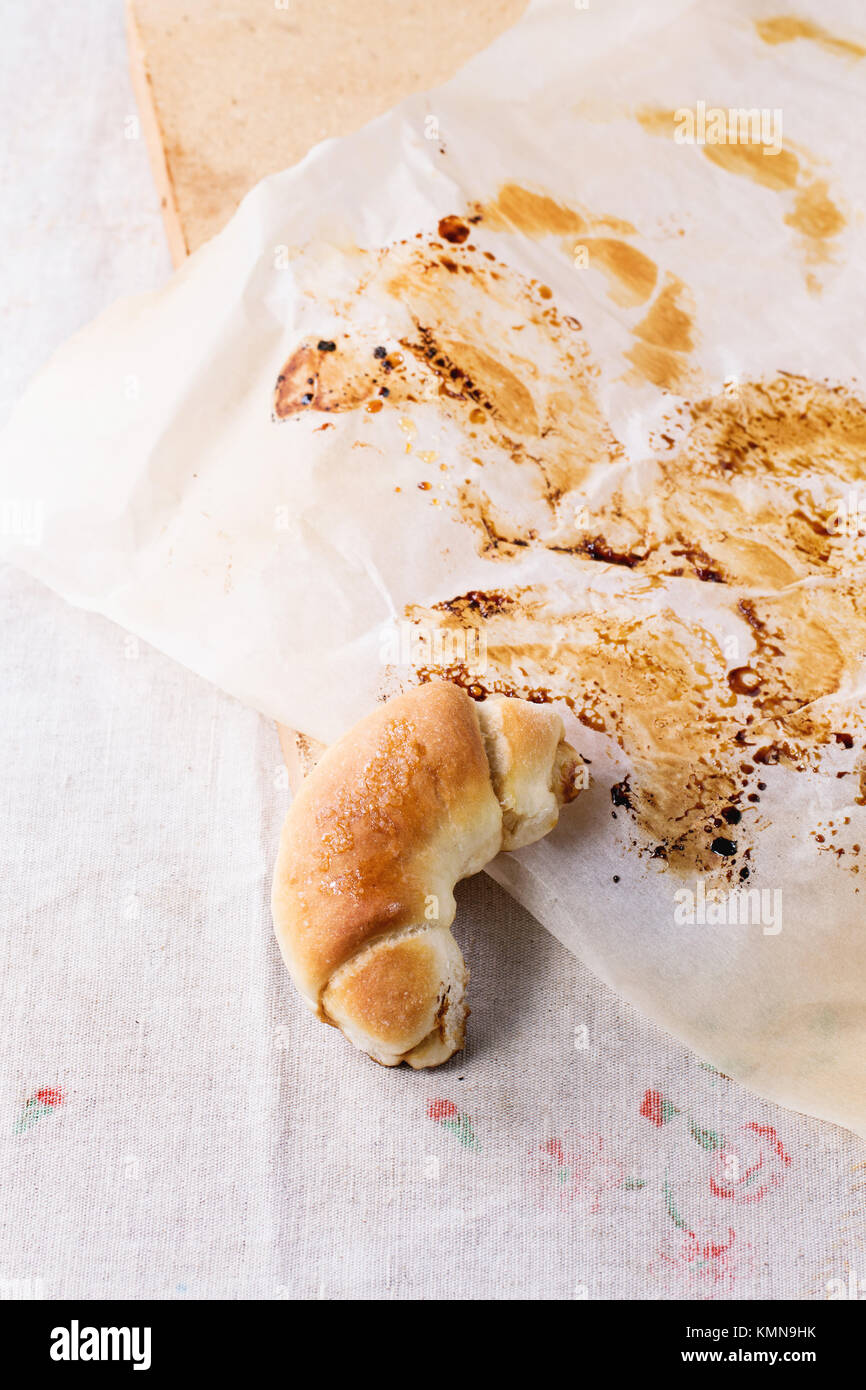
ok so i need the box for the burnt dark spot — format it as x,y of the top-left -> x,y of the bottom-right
711,836 -> 737,857
728,666 -> 762,696
433,589 -> 512,620
721,806 -> 742,825
317,340 -> 337,352
300,393 -> 313,405
834,731 -> 854,749
373,346 -> 387,359
403,326 -> 497,413
611,778 -> 632,809
581,537 -> 643,568
438,215 -> 470,244
670,546 -> 725,583
754,746 -> 781,766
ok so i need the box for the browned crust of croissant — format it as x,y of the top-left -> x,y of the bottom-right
272,681 -> 499,1008
324,935 -> 444,1047
272,681 -> 584,1066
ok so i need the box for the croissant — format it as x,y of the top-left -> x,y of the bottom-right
271,681 -> 583,1067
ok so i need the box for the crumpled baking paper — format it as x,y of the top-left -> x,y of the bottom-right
3,0 -> 866,1132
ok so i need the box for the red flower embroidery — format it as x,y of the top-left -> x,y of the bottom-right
427,1099 -> 458,1122
639,1089 -> 680,1127
15,1086 -> 65,1134
529,1131 -> 625,1213
710,1122 -> 792,1204
34,1088 -> 63,1108
744,1122 -> 792,1164
654,1226 -> 750,1290
426,1099 -> 479,1150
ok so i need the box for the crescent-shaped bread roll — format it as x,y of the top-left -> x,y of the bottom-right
271,681 -> 583,1068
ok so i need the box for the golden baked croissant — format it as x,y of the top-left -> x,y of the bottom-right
271,681 -> 583,1067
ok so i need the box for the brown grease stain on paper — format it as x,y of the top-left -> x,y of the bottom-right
272,190 -> 866,876
785,179 -> 845,244
634,106 -> 799,192
635,107 -> 846,276
756,16 -> 866,61
702,141 -> 800,194
479,183 -> 686,386
633,275 -> 695,354
407,373 -> 866,874
624,273 -> 698,391
482,183 -> 655,305
275,211 -> 626,502
577,238 -> 657,307
482,183 -> 588,238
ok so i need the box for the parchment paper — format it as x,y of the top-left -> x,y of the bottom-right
3,0 -> 866,1132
